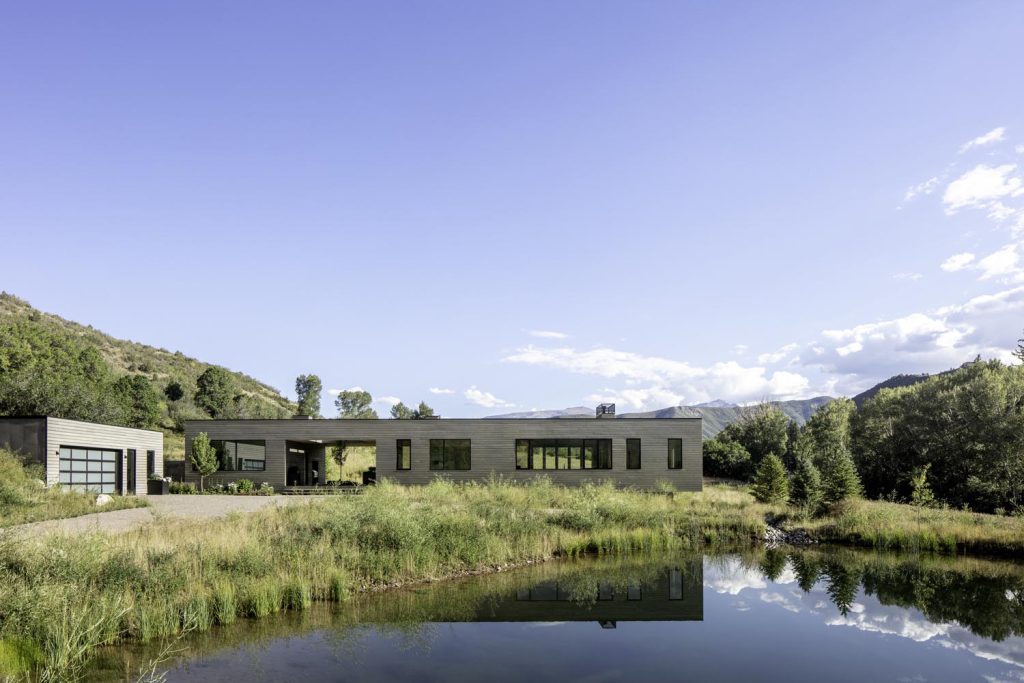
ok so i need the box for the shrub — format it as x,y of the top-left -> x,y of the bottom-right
257,483 -> 274,496
703,438 -> 753,480
169,482 -> 196,495
237,479 -> 255,494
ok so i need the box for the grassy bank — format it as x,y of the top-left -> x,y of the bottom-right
0,450 -> 145,529
0,477 -> 767,680
789,497 -> 1024,556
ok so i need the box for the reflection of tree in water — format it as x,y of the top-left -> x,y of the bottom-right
758,549 -> 788,581
754,549 -> 1024,641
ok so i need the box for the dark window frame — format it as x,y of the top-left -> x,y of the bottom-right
429,439 -> 471,471
668,438 -> 683,470
191,439 -> 267,472
57,445 -> 120,494
514,439 -> 612,470
397,439 -> 412,470
626,439 -> 641,470
146,450 -> 156,477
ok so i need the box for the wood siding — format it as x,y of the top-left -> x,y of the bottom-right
44,417 -> 164,496
184,418 -> 702,491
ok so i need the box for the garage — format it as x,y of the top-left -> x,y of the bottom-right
58,446 -> 119,494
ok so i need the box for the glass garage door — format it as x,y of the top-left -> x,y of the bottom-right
58,447 -> 119,494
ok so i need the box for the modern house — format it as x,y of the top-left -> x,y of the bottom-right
0,416 -> 164,496
183,404 -> 702,491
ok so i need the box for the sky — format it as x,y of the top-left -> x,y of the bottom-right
3,1 -> 1024,416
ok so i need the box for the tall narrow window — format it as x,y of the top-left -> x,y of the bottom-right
397,439 -> 411,470
668,438 -> 683,470
429,439 -> 471,470
516,440 -> 530,469
626,439 -> 641,469
146,450 -> 156,477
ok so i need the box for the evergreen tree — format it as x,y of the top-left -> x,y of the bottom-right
910,463 -> 936,509
294,374 -> 322,417
790,452 -> 823,511
189,431 -> 219,492
163,381 -> 184,402
750,453 -> 789,504
821,450 -> 862,504
414,401 -> 436,419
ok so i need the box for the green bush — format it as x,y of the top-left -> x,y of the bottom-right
169,482 -> 197,494
237,479 -> 255,494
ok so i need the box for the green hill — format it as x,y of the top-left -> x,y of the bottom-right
621,396 -> 833,439
0,292 -> 295,458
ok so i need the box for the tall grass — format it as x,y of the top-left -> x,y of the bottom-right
0,477 -> 765,680
0,449 -> 146,528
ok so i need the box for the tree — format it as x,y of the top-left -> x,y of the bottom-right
750,454 -> 789,504
702,438 -> 753,480
1015,329 -> 1024,363
414,401 -> 436,419
113,375 -> 161,429
803,398 -> 855,470
390,401 -> 415,419
189,431 -> 218,492
910,463 -> 936,509
294,374 -> 322,417
821,450 -> 862,504
194,367 -> 235,418
335,389 -> 378,419
718,403 -> 790,473
790,451 -> 823,511
164,381 -> 184,402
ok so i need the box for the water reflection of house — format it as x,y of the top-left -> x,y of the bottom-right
468,563 -> 704,627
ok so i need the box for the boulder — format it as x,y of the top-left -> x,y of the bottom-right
95,494 -> 113,507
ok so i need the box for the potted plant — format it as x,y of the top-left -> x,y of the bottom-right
147,474 -> 171,495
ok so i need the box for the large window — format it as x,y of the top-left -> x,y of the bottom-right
429,439 -> 471,470
515,439 -> 612,470
668,439 -> 683,470
397,439 -> 411,470
58,446 -> 118,494
626,439 -> 641,469
194,440 -> 266,472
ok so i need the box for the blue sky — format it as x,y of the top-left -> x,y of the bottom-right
3,2 -> 1024,416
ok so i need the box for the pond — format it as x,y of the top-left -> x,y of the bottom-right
86,549 -> 1024,682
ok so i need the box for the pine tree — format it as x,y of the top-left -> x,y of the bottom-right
821,450 -> 862,504
750,453 -> 789,505
790,453 -> 823,511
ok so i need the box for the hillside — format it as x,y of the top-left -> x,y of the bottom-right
0,292 -> 295,457
488,396 -> 834,439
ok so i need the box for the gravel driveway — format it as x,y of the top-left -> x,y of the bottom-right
4,495 -> 320,536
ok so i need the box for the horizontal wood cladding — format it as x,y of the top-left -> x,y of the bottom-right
184,419 -> 703,491
44,417 -> 164,496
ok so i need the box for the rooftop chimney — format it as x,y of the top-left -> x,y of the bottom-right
596,403 -> 616,418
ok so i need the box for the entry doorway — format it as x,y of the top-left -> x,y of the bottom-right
286,442 -> 325,486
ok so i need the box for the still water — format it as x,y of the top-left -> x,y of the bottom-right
90,549 -> 1024,682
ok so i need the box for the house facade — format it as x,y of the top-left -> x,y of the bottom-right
0,416 -> 164,496
182,407 -> 702,491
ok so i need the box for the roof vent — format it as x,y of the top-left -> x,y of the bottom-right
596,403 -> 616,418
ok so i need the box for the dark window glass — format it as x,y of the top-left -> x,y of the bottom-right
58,445 -> 119,494
146,450 -> 156,477
126,449 -> 136,494
196,440 -> 266,472
397,439 -> 411,470
429,439 -> 471,470
668,438 -> 683,470
670,569 -> 683,600
514,440 -> 612,470
626,439 -> 641,469
516,440 -> 529,469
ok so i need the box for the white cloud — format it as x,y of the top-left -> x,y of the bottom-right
903,176 -> 941,201
375,395 -> 402,406
528,329 -> 569,339
1017,145 -> 1024,155
504,345 -> 811,407
584,386 -> 683,411
959,126 -> 1006,153
428,387 -> 455,395
893,272 -> 924,281
464,386 -> 514,408
941,252 -> 976,272
977,244 -> 1020,280
757,343 -> 799,364
943,164 -> 1024,214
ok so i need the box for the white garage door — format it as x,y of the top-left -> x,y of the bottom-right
58,446 -> 119,494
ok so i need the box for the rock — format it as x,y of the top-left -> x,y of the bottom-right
95,494 -> 113,507
764,523 -> 815,548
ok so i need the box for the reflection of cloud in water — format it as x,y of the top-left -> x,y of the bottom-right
714,558 -> 1024,674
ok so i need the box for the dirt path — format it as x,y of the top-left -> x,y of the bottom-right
3,495 -> 319,536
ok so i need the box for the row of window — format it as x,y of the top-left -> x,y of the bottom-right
396,438 -> 685,471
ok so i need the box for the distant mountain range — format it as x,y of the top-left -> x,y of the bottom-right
487,396 -> 834,439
